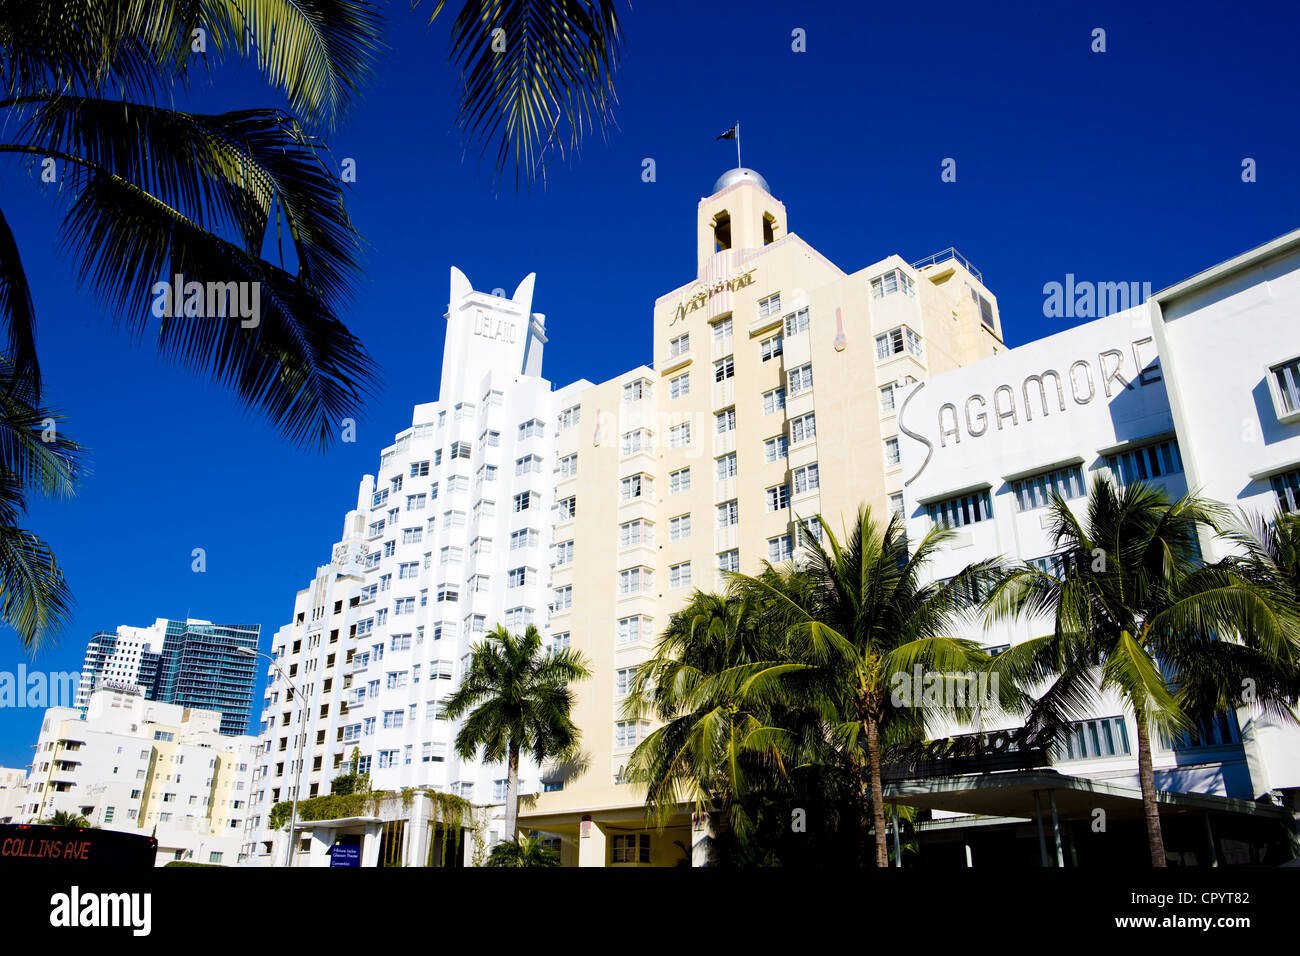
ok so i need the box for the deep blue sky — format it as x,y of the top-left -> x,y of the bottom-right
1,0 -> 1296,767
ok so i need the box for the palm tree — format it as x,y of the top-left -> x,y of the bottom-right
986,477 -> 1299,866
485,832 -> 560,867
426,0 -> 626,186
0,1 -> 629,644
732,506 -> 1005,867
623,588 -> 807,862
0,353 -> 82,650
443,623 -> 590,843
42,809 -> 93,828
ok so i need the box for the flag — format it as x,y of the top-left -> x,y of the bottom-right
716,125 -> 738,141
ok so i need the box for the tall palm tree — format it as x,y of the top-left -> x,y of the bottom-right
733,506 -> 1005,867
443,623 -> 590,843
623,588 -> 808,862
986,477 -> 1299,866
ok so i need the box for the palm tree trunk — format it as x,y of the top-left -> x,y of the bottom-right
864,717 -> 889,868
1132,709 -> 1166,867
505,740 -> 520,843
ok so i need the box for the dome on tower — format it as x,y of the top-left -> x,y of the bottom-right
712,167 -> 771,195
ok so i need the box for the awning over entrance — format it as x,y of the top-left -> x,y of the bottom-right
883,769 -> 1293,823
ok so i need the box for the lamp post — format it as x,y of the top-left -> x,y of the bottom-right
239,646 -> 310,868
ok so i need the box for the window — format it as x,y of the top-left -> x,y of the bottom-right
712,317 -> 733,343
670,421 -> 692,448
875,325 -> 923,360
437,586 -> 460,603
504,607 -> 534,630
716,407 -> 737,434
884,437 -> 901,467
518,419 -> 544,440
927,490 -> 993,529
440,545 -> 463,564
624,379 -> 651,402
880,383 -> 897,413
669,562 -> 692,589
1106,440 -> 1183,485
619,519 -> 652,547
787,363 -> 813,396
793,463 -> 820,494
669,333 -> 690,357
620,474 -> 650,501
768,534 -> 794,562
757,293 -> 782,318
471,536 -> 493,556
615,616 -> 648,646
972,287 -> 996,328
764,436 -> 789,463
670,372 -> 691,399
766,485 -> 790,512
477,463 -> 497,483
1052,716 -> 1130,761
410,461 -> 429,477
558,453 -> 578,478
783,308 -> 810,335
717,549 -> 740,573
554,540 -> 574,566
716,453 -> 738,480
1011,465 -> 1087,512
762,387 -> 786,415
615,720 -> 650,749
450,441 -> 472,460
760,333 -> 784,362
443,510 -> 466,529
611,833 -> 651,864
507,566 -> 531,588
383,710 -> 404,729
552,632 -> 570,653
553,585 -> 573,610
669,513 -> 692,540
870,268 -> 915,299
558,405 -> 581,429
615,666 -> 638,696
1271,467 -> 1300,513
714,355 -> 735,382
621,429 -> 652,456
515,454 -> 543,475
717,499 -> 739,527
390,633 -> 412,651
558,496 -> 577,520
513,491 -> 538,512
482,429 -> 501,447
889,492 -> 905,517
669,467 -> 691,495
618,567 -> 652,594
510,528 -> 539,550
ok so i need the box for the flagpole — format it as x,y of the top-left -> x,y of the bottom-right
735,122 -> 742,169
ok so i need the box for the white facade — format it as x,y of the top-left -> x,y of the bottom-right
0,766 -> 26,823
75,621 -> 160,708
243,267 -> 593,864
898,228 -> 1300,807
19,688 -> 258,866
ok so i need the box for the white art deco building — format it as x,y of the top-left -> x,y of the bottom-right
243,269 -> 591,865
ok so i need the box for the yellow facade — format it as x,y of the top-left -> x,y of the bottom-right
523,170 -> 1004,864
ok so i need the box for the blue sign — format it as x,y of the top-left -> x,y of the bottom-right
329,843 -> 361,867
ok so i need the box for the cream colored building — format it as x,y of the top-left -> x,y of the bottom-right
20,687 -> 258,865
520,168 -> 1004,865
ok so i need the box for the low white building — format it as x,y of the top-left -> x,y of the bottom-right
19,686 -> 259,866
0,767 -> 26,823
895,229 -> 1300,865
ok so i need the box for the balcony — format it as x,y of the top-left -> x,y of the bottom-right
910,247 -> 982,283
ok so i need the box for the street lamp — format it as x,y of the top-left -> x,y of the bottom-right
239,646 -> 310,869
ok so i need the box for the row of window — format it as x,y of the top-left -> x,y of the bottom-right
925,442 -> 1185,529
